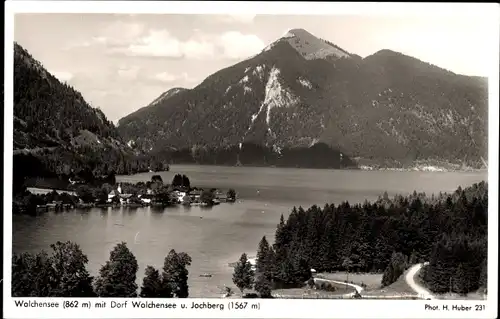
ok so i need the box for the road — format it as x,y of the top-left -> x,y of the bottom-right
313,277 -> 363,298
405,263 -> 435,300
276,263 -> 433,299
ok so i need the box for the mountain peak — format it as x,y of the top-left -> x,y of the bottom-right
262,28 -> 352,61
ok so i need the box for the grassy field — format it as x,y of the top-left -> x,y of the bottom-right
224,266 -> 486,300
316,272 -> 384,291
222,284 -> 355,299
273,280 -> 356,299
361,268 -> 418,297
273,283 -> 356,299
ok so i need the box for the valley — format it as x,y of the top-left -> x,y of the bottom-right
10,16 -> 491,303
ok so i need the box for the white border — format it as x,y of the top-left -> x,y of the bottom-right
3,2 -> 499,319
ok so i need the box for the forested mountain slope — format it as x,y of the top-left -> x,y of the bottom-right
118,29 -> 488,169
13,42 -> 165,192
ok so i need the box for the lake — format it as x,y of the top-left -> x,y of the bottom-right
12,165 -> 487,297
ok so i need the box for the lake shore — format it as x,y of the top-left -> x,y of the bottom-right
13,166 -> 488,298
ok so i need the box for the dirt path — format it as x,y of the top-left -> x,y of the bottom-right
405,263 -> 435,300
313,277 -> 363,298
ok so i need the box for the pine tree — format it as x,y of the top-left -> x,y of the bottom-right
293,258 -> 312,284
277,258 -> 295,285
181,175 -> 191,189
425,237 -> 453,293
254,273 -> 272,298
273,214 -> 289,277
381,264 -> 395,287
478,258 -> 487,289
232,253 -> 254,295
409,250 -> 419,265
172,174 -> 183,187
256,236 -> 271,278
265,247 -> 277,280
381,252 -> 407,287
453,263 -> 468,295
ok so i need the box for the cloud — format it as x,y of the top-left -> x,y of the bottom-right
51,71 -> 74,82
218,31 -> 266,60
153,72 -> 199,84
182,39 -> 216,59
125,30 -> 182,57
71,21 -> 265,61
154,71 -> 177,82
66,21 -> 145,49
218,14 -> 256,24
115,29 -> 216,59
181,72 -> 199,83
117,65 -> 141,80
100,21 -> 145,45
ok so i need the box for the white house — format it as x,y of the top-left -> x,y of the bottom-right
108,190 -> 118,202
108,184 -> 133,204
173,191 -> 187,203
119,193 -> 133,204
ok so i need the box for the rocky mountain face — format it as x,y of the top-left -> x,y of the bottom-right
118,28 -> 488,169
13,43 -> 159,191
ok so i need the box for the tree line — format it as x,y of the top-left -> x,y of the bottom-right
12,241 -> 192,298
234,182 -> 487,296
139,142 -> 358,169
12,182 -> 487,298
13,174 -> 237,215
13,151 -> 168,195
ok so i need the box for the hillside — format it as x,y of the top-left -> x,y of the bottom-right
118,28 -> 488,169
13,42 -> 165,192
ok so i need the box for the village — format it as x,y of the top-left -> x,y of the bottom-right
102,181 -> 237,207
18,174 -> 237,213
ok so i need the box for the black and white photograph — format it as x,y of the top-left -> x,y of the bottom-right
3,2 -> 498,319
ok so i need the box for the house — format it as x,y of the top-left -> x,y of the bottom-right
119,193 -> 133,204
108,190 -> 118,202
172,190 -> 187,203
217,193 -> 228,202
138,194 -> 152,205
189,189 -> 203,201
108,184 -> 134,204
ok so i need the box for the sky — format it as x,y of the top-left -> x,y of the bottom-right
14,12 -> 495,122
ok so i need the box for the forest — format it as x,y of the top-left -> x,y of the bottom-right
12,182 -> 488,298
13,42 -> 167,194
150,142 -> 357,169
13,151 -> 167,194
242,181 -> 487,296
